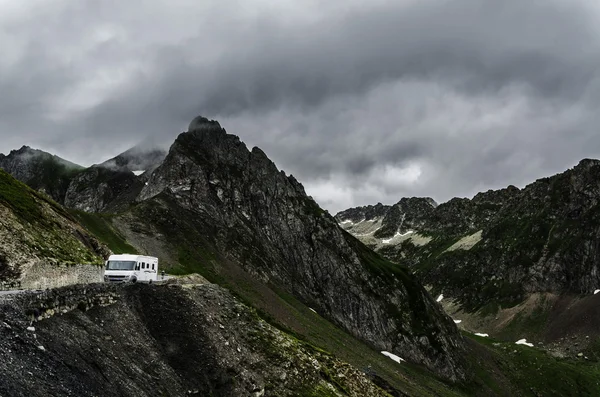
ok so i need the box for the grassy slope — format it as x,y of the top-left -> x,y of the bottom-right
0,169 -> 103,265
463,333 -> 600,397
69,210 -> 138,254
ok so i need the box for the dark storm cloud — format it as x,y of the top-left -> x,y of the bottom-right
1,0 -> 600,212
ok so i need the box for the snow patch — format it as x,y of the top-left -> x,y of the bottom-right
436,294 -> 444,302
382,230 -> 414,244
353,227 -> 382,237
515,339 -> 534,347
381,351 -> 405,363
474,333 -> 489,337
340,220 -> 354,225
445,230 -> 483,252
132,170 -> 145,176
309,308 -> 317,313
453,319 -> 462,324
594,289 -> 600,295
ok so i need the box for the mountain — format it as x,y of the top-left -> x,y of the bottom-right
62,144 -> 167,212
111,116 -> 465,381
337,159 -> 600,348
99,145 -> 167,175
0,146 -> 83,203
0,144 -> 166,213
0,169 -> 109,288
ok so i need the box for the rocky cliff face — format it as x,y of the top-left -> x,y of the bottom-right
337,159 -> 600,311
0,169 -> 109,287
134,116 -> 465,381
64,166 -> 143,213
0,146 -> 83,203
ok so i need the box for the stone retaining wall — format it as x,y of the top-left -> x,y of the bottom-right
18,262 -> 103,290
16,283 -> 120,322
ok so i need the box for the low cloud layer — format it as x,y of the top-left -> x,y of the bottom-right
2,0 -> 600,212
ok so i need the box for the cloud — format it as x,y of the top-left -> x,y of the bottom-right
1,0 -> 600,213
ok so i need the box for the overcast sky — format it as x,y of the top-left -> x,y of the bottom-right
2,0 -> 600,213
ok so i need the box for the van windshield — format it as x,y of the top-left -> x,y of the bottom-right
106,261 -> 136,271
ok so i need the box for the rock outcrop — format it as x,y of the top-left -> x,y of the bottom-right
64,166 -> 143,213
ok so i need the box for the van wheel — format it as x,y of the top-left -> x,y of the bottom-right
131,277 -> 137,283
148,280 -> 153,285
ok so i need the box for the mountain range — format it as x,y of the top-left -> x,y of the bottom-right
2,116 -> 600,395
337,159 -> 600,354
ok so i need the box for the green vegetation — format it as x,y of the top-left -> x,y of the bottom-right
70,210 -> 138,254
0,169 -> 104,265
27,155 -> 83,198
0,169 -> 45,224
461,333 -> 600,396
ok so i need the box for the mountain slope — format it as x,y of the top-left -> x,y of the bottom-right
111,116 -> 466,381
0,146 -> 83,203
0,169 -> 109,287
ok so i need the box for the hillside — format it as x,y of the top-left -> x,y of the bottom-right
0,169 -> 109,288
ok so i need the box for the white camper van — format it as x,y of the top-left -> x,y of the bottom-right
104,254 -> 158,283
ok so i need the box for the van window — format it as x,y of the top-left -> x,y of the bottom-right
136,263 -> 140,270
142,263 -> 146,269
152,263 -> 155,270
106,261 -> 135,270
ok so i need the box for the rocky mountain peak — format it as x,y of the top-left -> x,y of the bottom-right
13,145 -> 32,154
575,158 -> 600,170
188,115 -> 224,133
335,202 -> 391,223
136,116 -> 466,381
